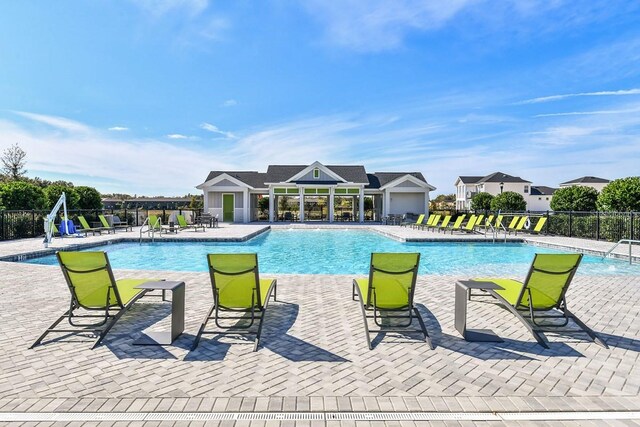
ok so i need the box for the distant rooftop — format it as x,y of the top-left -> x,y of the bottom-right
530,186 -> 557,196
457,172 -> 531,184
560,176 -> 610,185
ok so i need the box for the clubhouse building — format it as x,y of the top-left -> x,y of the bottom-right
197,161 -> 435,223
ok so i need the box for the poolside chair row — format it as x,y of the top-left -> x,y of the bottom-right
146,214 -> 206,234
31,250 -> 607,352
414,214 -> 548,236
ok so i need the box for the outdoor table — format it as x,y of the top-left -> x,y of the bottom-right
133,281 -> 185,346
455,280 -> 504,342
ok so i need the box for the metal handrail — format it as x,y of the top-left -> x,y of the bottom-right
603,239 -> 640,265
138,217 -> 160,244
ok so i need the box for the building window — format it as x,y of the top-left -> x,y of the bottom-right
546,197 -> 549,200
539,197 -> 542,200
524,185 -> 529,193
313,168 -> 320,179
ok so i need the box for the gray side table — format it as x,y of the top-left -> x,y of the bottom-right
134,281 -> 185,346
455,280 -> 504,342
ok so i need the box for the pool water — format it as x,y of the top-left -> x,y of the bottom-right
23,229 -> 639,276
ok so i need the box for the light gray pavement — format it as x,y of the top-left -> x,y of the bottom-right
0,224 -> 639,426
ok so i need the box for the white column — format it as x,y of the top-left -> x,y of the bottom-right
329,187 -> 335,223
359,188 -> 365,223
203,190 -> 209,211
384,191 -> 390,217
298,186 -> 305,222
268,188 -> 274,223
243,189 -> 250,223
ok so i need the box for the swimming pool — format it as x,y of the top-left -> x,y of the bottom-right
23,229 -> 638,276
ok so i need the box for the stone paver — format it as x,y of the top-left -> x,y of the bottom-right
0,225 -> 639,421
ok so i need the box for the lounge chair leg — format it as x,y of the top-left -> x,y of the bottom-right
489,291 -> 549,349
30,312 -> 69,349
91,291 -> 148,349
354,283 -> 372,350
564,308 -> 609,349
253,280 -> 276,352
192,304 -> 215,351
413,308 -> 434,350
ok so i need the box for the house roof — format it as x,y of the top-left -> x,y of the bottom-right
367,172 -> 429,189
457,176 -> 484,184
560,176 -> 610,185
264,165 -> 369,184
204,171 -> 269,188
530,186 -> 557,196
200,163 -> 432,190
478,171 -> 531,184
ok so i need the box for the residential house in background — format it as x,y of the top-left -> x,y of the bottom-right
528,186 -> 557,211
455,172 -> 532,210
197,161 -> 435,223
559,176 -> 610,192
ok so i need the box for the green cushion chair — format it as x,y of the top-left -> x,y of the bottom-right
192,253 -> 277,352
474,253 -> 607,348
177,214 -> 205,232
448,214 -> 466,234
352,253 -> 433,350
31,251 -> 159,349
77,215 -> 106,235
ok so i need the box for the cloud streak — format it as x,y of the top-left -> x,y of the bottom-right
108,126 -> 129,131
519,89 -> 640,105
200,122 -> 236,138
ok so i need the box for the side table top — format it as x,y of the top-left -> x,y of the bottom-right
457,280 -> 504,290
136,280 -> 185,290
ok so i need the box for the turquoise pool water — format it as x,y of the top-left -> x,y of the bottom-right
23,229 -> 639,276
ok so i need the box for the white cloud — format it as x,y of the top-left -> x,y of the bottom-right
303,0 -> 474,52
534,107 -> 640,118
12,111 -> 91,133
200,122 -> 236,138
108,126 -> 129,131
519,89 -> 640,105
167,133 -> 188,139
222,99 -> 238,107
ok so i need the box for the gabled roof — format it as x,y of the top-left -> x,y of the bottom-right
478,172 -> 531,184
457,176 -> 483,184
530,186 -> 557,196
202,171 -> 268,188
560,176 -> 610,185
367,172 -> 430,189
264,164 -> 369,184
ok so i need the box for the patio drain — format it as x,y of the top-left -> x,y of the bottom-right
0,411 -> 638,422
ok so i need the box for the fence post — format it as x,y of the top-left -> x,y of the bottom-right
569,211 -> 573,238
0,211 -> 4,240
632,212 -> 635,241
545,211 -> 549,235
32,210 -> 35,237
596,211 -> 600,241
135,207 -> 139,226
163,208 -> 166,223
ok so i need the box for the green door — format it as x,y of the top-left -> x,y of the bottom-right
223,194 -> 234,222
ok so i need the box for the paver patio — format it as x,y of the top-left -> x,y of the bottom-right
0,225 -> 639,426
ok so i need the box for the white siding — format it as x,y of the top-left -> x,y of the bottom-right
389,193 -> 425,215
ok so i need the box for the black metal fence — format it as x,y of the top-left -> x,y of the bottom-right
448,210 -> 640,242
0,207 -> 202,241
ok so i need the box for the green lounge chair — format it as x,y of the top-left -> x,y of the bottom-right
99,214 -> 132,232
352,253 -> 433,350
454,214 -> 477,234
147,214 -> 173,233
511,216 -> 529,235
97,215 -> 116,233
473,253 -> 607,348
177,214 -> 205,232
506,216 -> 520,233
475,214 -> 484,227
417,214 -> 436,230
400,214 -> 424,228
494,214 -> 504,229
77,216 -> 106,235
31,251 -> 159,349
192,253 -> 277,352
448,214 -> 466,234
423,214 -> 441,231
435,215 -> 452,232
529,217 -> 547,234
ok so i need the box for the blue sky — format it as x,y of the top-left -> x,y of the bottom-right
1,0 -> 640,196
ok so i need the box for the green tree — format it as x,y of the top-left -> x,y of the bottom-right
550,186 -> 598,211
44,184 -> 79,209
257,196 -> 269,211
75,186 -> 103,210
0,181 -> 45,210
471,192 -> 494,211
1,143 -> 27,180
188,195 -> 204,209
490,191 -> 526,212
597,177 -> 640,211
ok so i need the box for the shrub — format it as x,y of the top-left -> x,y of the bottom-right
550,186 -> 598,211
0,181 -> 45,210
471,192 -> 493,211
597,177 -> 640,212
44,184 -> 79,209
490,191 -> 526,212
75,186 -> 102,210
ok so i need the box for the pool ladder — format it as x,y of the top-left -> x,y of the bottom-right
602,239 -> 639,265
484,222 -> 507,243
139,217 -> 161,244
